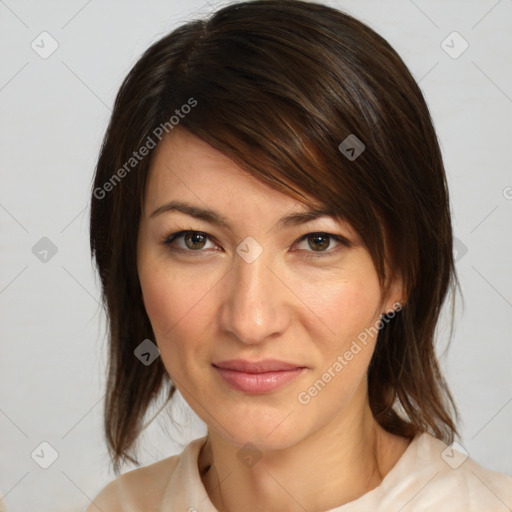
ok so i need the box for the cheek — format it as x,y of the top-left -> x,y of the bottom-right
140,276 -> 178,336
304,266 -> 382,346
140,274 -> 193,379
297,276 -> 382,417
140,261 -> 204,335
299,259 -> 383,401
138,261 -> 219,372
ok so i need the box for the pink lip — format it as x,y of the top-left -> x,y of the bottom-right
212,359 -> 307,394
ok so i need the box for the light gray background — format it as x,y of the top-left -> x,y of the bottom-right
1,1 -> 511,511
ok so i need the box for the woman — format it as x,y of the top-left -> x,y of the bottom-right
86,0 -> 512,510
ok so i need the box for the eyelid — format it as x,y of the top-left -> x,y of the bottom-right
161,229 -> 350,257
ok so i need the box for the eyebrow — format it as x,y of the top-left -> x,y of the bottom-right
149,200 -> 340,231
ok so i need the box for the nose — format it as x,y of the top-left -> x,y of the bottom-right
218,247 -> 290,345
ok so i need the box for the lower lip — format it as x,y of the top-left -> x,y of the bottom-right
214,366 -> 306,394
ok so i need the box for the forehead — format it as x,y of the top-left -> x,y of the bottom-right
145,128 -> 297,213
143,128 -> 361,241
146,128 -> 260,196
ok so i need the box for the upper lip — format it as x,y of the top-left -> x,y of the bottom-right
213,359 -> 305,373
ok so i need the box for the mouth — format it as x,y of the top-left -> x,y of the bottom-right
212,359 -> 307,394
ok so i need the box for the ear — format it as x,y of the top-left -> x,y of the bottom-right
383,270 -> 405,315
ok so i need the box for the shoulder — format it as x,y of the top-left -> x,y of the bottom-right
85,450 -> 181,512
400,433 -> 512,511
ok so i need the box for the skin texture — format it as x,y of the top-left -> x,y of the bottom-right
137,127 -> 409,512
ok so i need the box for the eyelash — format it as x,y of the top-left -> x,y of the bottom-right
161,229 -> 350,259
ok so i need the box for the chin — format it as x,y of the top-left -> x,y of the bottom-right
226,429 -> 302,452
215,407 -> 307,451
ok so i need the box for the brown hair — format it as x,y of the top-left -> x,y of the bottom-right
90,0 -> 460,475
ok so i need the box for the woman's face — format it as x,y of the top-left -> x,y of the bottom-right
137,128 -> 401,449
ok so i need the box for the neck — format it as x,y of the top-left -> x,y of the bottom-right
198,392 -> 410,512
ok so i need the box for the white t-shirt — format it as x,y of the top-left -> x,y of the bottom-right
86,432 -> 512,511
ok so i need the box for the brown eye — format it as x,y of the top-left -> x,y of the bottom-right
294,232 -> 350,258
183,232 -> 208,250
162,230 -> 216,253
307,234 -> 331,251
